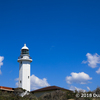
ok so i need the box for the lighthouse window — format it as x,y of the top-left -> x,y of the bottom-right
28,76 -> 29,79
21,49 -> 29,54
20,81 -> 21,83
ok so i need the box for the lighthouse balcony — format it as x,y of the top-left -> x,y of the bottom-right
18,56 -> 32,59
17,58 -> 32,62
18,56 -> 32,62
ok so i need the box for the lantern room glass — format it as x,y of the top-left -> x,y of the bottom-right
21,49 -> 29,54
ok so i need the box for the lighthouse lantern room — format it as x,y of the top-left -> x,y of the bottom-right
17,44 -> 32,91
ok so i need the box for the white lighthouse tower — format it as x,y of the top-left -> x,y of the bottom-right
17,44 -> 32,92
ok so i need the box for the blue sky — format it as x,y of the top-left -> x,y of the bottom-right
0,0 -> 100,91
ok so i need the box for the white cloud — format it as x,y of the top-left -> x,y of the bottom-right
96,67 -> 100,74
15,78 -> 19,87
31,74 -> 50,90
15,75 -> 50,90
0,56 -> 4,74
0,56 -> 4,68
82,53 -> 100,68
66,72 -> 92,84
15,78 -> 19,81
16,82 -> 18,87
69,85 -> 86,92
82,60 -> 87,64
87,86 -> 90,91
0,70 -> 2,75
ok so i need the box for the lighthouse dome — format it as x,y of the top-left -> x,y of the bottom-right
21,44 -> 29,50
21,44 -> 29,54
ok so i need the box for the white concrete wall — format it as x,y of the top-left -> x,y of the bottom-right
19,60 -> 30,91
19,62 -> 22,88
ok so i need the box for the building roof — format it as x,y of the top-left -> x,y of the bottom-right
31,86 -> 72,93
0,86 -> 14,91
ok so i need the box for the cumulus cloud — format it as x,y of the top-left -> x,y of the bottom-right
15,78 -> 19,81
87,86 -> 90,91
0,56 -> 4,74
82,53 -> 100,68
15,78 -> 19,87
66,72 -> 92,84
96,68 -> 100,74
15,74 -> 50,90
69,85 -> 86,92
82,60 -> 87,64
31,74 -> 50,90
0,56 -> 4,67
16,82 -> 18,87
0,70 -> 2,75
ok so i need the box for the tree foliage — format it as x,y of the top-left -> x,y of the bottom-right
0,87 -> 100,100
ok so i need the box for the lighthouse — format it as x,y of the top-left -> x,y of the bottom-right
17,44 -> 32,91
